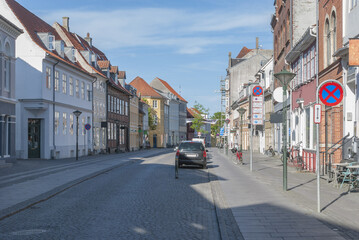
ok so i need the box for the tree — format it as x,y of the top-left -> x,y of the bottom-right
190,102 -> 209,135
143,99 -> 157,130
210,112 -> 225,137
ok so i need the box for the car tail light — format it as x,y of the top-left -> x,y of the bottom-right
203,150 -> 207,158
176,150 -> 180,157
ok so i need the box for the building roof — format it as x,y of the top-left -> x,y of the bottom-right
129,76 -> 163,98
118,71 -> 126,79
53,22 -> 107,78
98,60 -> 110,69
5,0 -> 89,74
236,47 -> 252,58
155,77 -> 187,103
188,107 -> 200,117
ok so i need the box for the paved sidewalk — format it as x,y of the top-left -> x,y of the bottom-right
0,149 -> 170,220
214,148 -> 359,240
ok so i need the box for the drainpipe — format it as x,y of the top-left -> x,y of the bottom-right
92,76 -> 97,153
52,60 -> 59,158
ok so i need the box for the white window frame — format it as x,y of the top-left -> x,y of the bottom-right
153,100 -> 158,109
63,113 -> 67,135
62,74 -> 67,94
55,111 -> 59,135
69,77 -> 73,96
46,67 -> 51,89
55,70 -> 59,92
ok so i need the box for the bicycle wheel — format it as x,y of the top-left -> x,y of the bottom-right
175,159 -> 179,179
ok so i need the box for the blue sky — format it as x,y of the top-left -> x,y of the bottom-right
16,0 -> 274,115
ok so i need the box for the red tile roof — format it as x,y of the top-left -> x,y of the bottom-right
98,60 -> 110,69
236,47 -> 252,58
187,108 -> 200,117
155,77 -> 187,103
53,22 -> 107,78
110,66 -> 118,74
5,0 -> 88,74
118,71 -> 126,79
129,76 -> 163,98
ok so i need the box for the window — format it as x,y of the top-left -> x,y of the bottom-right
117,98 -> 120,113
69,77 -> 73,96
120,100 -> 124,115
62,74 -> 67,94
325,19 -> 331,66
87,84 -> 91,101
70,114 -> 74,135
331,12 -> 337,59
305,108 -> 310,149
55,111 -> 59,135
46,67 -> 51,89
125,101 -> 128,116
75,80 -> 79,98
63,113 -> 67,135
108,95 -> 111,112
55,71 -> 59,91
48,35 -> 55,50
3,58 -> 10,91
81,82 -> 85,99
153,100 -> 158,109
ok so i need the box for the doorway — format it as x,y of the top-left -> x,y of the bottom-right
28,119 -> 41,158
153,134 -> 157,148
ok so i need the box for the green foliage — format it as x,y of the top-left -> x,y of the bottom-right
143,98 -> 157,130
190,102 -> 209,134
210,112 -> 225,136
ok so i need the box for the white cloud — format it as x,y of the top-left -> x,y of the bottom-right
43,8 -> 270,54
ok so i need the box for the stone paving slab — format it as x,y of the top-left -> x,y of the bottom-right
213,149 -> 348,240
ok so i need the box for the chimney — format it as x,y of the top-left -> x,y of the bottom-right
256,37 -> 259,49
62,17 -> 69,31
85,33 -> 92,47
228,52 -> 232,68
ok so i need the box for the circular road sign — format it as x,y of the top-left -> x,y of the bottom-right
253,86 -> 263,96
85,123 -> 91,131
319,82 -> 343,106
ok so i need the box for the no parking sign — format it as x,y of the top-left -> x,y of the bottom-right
318,82 -> 343,106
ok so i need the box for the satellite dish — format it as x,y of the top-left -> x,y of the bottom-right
273,87 -> 288,103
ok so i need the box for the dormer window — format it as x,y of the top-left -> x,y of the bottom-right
49,35 -> 55,50
61,41 -> 64,54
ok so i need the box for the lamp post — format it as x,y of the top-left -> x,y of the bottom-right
237,107 -> 246,152
274,69 -> 296,191
73,110 -> 82,161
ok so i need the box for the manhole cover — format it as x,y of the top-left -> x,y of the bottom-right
10,229 -> 47,236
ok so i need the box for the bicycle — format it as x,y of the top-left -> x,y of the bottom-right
286,142 -> 305,171
230,147 -> 243,165
265,146 -> 275,157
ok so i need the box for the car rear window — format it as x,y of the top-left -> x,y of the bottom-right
179,142 -> 204,151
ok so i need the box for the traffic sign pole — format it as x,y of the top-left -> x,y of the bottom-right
316,80 -> 345,213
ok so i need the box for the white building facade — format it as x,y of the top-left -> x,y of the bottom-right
1,0 -> 93,159
0,14 -> 22,163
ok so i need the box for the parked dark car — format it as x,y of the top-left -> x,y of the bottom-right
175,141 -> 208,169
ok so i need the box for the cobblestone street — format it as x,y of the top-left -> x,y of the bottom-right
0,150 -> 241,239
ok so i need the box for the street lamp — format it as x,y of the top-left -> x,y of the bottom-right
274,69 -> 296,191
237,107 -> 246,152
73,110 -> 82,161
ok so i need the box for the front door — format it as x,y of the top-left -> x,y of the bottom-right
28,119 -> 41,158
153,134 -> 157,148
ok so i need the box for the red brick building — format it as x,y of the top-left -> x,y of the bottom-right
318,0 -> 344,165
